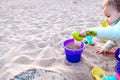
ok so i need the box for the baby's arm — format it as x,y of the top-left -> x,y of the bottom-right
96,40 -> 117,54
88,24 -> 120,40
102,40 -> 117,51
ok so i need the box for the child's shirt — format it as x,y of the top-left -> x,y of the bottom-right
89,19 -> 120,51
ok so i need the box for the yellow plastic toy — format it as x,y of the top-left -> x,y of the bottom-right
101,20 -> 109,43
102,20 -> 109,28
91,67 -> 106,80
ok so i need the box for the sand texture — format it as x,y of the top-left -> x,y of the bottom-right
0,0 -> 117,80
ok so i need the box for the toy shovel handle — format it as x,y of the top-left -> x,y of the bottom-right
86,30 -> 97,36
71,30 -> 96,41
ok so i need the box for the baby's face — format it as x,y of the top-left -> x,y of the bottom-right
102,5 -> 120,25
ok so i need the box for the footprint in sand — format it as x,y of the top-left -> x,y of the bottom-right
35,58 -> 56,67
12,55 -> 33,64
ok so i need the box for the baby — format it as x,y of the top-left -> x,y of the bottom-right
80,0 -> 120,54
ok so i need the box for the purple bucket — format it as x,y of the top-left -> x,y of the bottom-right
62,39 -> 85,63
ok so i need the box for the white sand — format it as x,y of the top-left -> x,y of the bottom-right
0,0 -> 118,80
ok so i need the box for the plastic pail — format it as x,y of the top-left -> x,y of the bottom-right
62,39 -> 85,63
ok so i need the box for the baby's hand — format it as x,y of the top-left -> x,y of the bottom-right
80,30 -> 87,37
96,47 -> 107,54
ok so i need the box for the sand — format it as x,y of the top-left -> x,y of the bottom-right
0,0 -> 118,80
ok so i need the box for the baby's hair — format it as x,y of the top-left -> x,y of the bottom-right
102,0 -> 120,12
